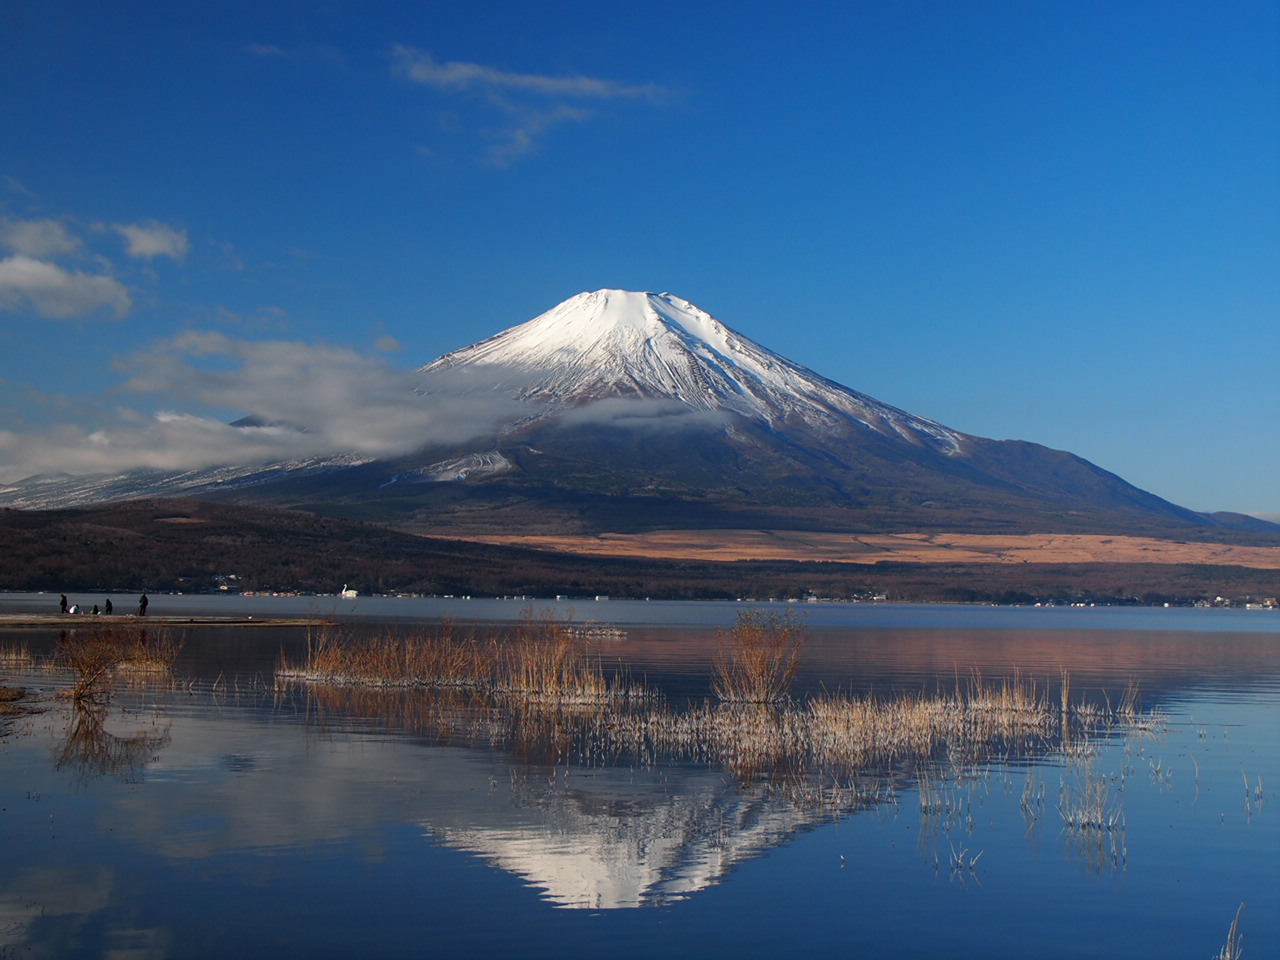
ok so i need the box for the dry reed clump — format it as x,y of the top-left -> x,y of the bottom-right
493,614 -> 609,705
277,621 -> 498,691
1057,756 -> 1127,873
600,673 -> 1063,787
712,609 -> 805,704
276,615 -> 652,708
493,613 -> 653,707
1057,759 -> 1124,831
0,640 -> 35,669
55,627 -> 181,702
1213,903 -> 1244,960
804,675 -> 1056,772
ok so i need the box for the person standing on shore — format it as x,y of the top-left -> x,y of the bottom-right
138,594 -> 148,616
60,595 -> 68,614
105,598 -> 113,615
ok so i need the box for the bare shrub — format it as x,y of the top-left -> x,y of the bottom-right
712,609 -> 805,704
56,627 -> 181,702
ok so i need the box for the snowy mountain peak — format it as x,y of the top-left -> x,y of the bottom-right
418,289 -> 966,452
421,290 -> 735,378
516,289 -> 728,346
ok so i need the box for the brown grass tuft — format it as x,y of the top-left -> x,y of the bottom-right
712,609 -> 805,704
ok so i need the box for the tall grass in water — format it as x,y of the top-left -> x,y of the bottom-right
1058,760 -> 1124,830
278,620 -> 497,690
712,609 -> 805,704
0,639 -> 35,668
277,615 -> 650,707
1212,903 -> 1244,960
494,612 -> 608,704
1056,755 -> 1127,874
592,672 -> 1062,794
275,615 -> 1164,818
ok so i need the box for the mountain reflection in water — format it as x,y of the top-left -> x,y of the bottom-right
424,764 -> 834,909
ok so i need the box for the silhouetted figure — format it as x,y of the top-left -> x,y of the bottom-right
104,598 -> 113,615
91,604 -> 99,615
138,594 -> 149,617
60,594 -> 68,614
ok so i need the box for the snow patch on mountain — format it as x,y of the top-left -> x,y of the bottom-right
423,452 -> 513,482
0,454 -> 371,510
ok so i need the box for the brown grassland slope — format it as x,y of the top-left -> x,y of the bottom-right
2,499 -> 1279,604
467,530 -> 1280,568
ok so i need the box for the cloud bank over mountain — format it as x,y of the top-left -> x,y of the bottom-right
0,330 -> 521,484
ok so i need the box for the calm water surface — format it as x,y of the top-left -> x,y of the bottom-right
1,595 -> 1276,958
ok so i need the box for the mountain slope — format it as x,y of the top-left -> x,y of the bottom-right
0,289 -> 1272,542
394,290 -> 1222,537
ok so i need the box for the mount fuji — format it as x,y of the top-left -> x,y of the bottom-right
416,289 -> 963,452
0,290 -> 1259,538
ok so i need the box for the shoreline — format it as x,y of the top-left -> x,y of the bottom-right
0,614 -> 329,628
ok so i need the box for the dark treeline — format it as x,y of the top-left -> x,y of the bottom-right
3,499 -> 1278,604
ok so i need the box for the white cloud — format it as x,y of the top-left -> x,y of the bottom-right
0,218 -> 81,257
3,176 -> 37,198
559,396 -> 726,432
114,220 -> 189,261
391,45 -> 669,164
0,255 -> 131,319
0,331 -> 526,482
244,43 -> 287,58
392,46 -> 667,102
485,104 -> 595,167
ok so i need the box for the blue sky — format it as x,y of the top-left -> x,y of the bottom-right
1,1 -> 1276,518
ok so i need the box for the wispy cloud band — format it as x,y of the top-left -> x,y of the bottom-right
391,45 -> 670,164
392,46 -> 667,103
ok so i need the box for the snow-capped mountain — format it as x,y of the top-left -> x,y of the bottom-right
0,289 -> 1242,536
416,289 -> 964,454
396,289 -> 1214,535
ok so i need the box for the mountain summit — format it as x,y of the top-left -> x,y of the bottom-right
417,289 -> 964,454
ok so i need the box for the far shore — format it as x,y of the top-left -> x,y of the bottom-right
0,614 -> 328,628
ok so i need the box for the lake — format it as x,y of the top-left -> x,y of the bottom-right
1,594 -> 1276,958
